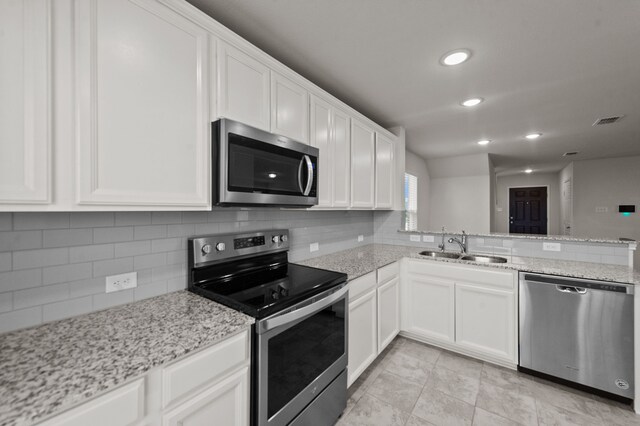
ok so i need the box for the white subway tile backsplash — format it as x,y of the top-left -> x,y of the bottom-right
151,212 -> 182,225
134,225 -> 167,240
13,283 -> 69,310
0,253 -> 11,272
13,248 -> 69,270
0,213 -> 12,231
68,277 -> 106,298
134,253 -> 167,270
180,212 -> 209,224
114,241 -> 151,258
167,224 -> 196,238
0,269 -> 42,292
0,292 -> 13,313
134,281 -> 167,301
0,231 -> 43,252
43,228 -> 93,248
93,257 -> 134,278
167,277 -> 186,292
151,238 -> 184,253
42,296 -> 93,322
69,244 -> 114,264
152,264 -> 185,281
93,226 -> 134,244
115,212 -> 152,226
13,213 -> 70,230
70,212 -> 115,228
43,263 -> 93,285
0,307 -> 42,333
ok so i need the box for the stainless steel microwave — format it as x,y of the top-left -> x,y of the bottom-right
212,119 -> 318,207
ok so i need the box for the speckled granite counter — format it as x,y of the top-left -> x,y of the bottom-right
296,244 -> 640,285
0,291 -> 254,426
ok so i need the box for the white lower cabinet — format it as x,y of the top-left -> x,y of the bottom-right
162,367 -> 249,426
348,285 -> 377,387
347,262 -> 401,387
402,260 -> 518,366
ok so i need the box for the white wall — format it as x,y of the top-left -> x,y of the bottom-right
428,175 -> 490,233
493,172 -> 561,235
572,156 -> 640,268
425,153 -> 491,233
405,150 -> 430,229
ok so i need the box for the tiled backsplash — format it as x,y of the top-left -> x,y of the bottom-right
0,210 -> 373,333
374,211 -> 633,266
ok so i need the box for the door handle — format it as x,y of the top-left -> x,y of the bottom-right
302,155 -> 313,196
297,157 -> 305,194
556,285 -> 588,294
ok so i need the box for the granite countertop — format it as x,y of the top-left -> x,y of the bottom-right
397,229 -> 637,246
0,291 -> 254,426
296,244 -> 640,285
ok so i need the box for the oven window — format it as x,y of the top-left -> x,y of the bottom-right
228,133 -> 316,196
267,299 -> 345,418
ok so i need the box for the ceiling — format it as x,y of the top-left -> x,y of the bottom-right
187,0 -> 640,174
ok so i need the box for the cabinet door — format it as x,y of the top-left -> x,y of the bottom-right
271,72 -> 309,143
350,119 -> 375,208
332,108 -> 351,208
377,277 -> 400,353
405,274 -> 455,344
75,0 -> 210,207
162,367 -> 249,426
455,283 -> 516,362
217,41 -> 270,131
0,0 -> 50,204
309,95 -> 332,207
375,133 -> 394,209
348,289 -> 377,387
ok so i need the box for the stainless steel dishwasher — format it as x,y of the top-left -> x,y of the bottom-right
519,273 -> 634,399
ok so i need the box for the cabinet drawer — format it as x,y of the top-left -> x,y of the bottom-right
40,379 -> 144,426
377,262 -> 399,285
408,260 -> 515,290
162,330 -> 250,408
348,271 -> 377,301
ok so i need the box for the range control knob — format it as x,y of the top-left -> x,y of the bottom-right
272,235 -> 280,243
201,244 -> 212,255
280,235 -> 288,242
216,242 -> 226,252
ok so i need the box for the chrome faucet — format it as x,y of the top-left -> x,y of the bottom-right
448,230 -> 468,254
438,226 -> 446,252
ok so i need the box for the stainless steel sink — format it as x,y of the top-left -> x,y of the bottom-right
418,250 -> 462,259
460,254 -> 508,263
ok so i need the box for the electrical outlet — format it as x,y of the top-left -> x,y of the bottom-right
542,242 -> 562,252
410,235 -> 421,242
106,272 -> 137,293
310,242 -> 319,252
422,235 -> 435,243
358,235 -> 364,242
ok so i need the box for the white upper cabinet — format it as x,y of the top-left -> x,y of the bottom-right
271,71 -> 309,143
309,95 -> 351,208
309,95 -> 332,206
217,41 -> 270,131
74,0 -> 210,208
375,133 -> 394,209
350,119 -> 375,208
332,108 -> 351,207
0,0 -> 51,204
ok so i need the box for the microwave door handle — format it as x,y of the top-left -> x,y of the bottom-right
297,157 -> 305,194
303,155 -> 313,196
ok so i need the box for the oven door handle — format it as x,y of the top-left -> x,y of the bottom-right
258,285 -> 348,333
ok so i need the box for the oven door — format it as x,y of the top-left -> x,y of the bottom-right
255,284 -> 348,426
214,119 -> 318,207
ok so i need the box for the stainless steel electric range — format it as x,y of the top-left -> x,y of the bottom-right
188,230 -> 348,426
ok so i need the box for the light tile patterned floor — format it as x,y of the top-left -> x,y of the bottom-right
337,337 -> 640,426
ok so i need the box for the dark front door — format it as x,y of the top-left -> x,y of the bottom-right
509,187 -> 548,234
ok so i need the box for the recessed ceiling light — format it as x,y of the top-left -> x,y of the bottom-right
477,139 -> 490,145
525,133 -> 542,140
440,49 -> 471,66
524,169 -> 533,174
461,97 -> 483,107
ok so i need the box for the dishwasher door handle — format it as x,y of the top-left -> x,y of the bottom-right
556,285 -> 588,294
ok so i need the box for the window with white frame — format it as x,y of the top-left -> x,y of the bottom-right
403,173 -> 418,231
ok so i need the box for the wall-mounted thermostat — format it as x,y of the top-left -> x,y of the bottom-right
619,205 -> 636,216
